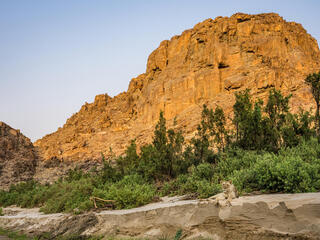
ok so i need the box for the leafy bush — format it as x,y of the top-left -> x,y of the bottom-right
161,163 -> 221,198
0,228 -> 31,240
0,228 -> 102,240
105,175 -> 156,209
215,148 -> 260,178
40,177 -> 95,213
230,146 -> 320,193
0,181 -> 49,208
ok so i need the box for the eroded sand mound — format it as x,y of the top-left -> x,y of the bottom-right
1,192 -> 319,239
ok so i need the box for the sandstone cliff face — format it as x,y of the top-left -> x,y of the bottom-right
0,122 -> 37,189
35,13 -> 320,162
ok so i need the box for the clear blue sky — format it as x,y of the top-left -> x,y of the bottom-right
1,0 -> 319,141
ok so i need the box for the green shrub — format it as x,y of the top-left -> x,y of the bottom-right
230,147 -> 320,193
99,174 -> 156,209
0,181 -> 48,208
174,229 -> 183,240
161,164 -> 221,198
40,177 -> 95,213
192,163 -> 215,180
215,148 -> 259,178
0,228 -> 31,240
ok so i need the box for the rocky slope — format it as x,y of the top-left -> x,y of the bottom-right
0,122 -> 37,189
1,193 -> 320,239
35,13 -> 320,162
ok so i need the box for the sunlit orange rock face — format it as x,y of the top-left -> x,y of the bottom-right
34,13 -> 320,162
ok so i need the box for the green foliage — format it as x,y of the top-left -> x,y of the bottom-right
0,181 -> 50,208
161,163 -> 221,198
233,89 -> 255,148
93,174 -> 156,209
174,229 -> 183,240
213,106 -> 229,152
305,71 -> 320,138
229,142 -> 320,193
150,111 -> 186,179
190,104 -> 229,164
232,88 -> 314,152
1,85 -> 319,214
0,171 -> 156,213
215,148 -> 260,179
116,140 -> 139,176
40,177 -> 95,213
0,228 -> 32,240
122,111 -> 188,181
264,89 -> 292,151
0,228 -> 102,240
99,153 -> 121,183
191,105 -> 214,164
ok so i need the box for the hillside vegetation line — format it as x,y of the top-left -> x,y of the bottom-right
1,73 -> 320,213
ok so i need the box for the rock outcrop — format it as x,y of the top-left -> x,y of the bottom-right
1,193 -> 320,239
35,13 -> 320,162
0,122 -> 37,189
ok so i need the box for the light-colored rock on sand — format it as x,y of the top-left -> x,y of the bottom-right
1,192 -> 320,239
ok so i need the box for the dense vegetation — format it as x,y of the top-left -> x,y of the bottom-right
0,228 -> 103,240
1,77 -> 320,213
0,228 -> 183,240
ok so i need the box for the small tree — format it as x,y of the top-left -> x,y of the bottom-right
233,89 -> 264,150
296,109 -> 315,140
152,111 -> 170,178
167,128 -> 185,176
191,105 -> 215,164
233,89 -> 252,144
143,111 -> 187,180
116,140 -> 139,175
264,89 -> 292,151
213,106 -> 228,152
305,72 -> 320,139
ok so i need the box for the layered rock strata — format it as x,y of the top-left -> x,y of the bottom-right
35,13 -> 320,162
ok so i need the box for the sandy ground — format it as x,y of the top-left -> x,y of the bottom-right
1,192 -> 320,239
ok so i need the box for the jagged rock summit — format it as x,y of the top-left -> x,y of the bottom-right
35,13 -> 320,162
0,122 -> 37,189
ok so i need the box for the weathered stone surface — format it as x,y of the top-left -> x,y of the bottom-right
0,122 -> 38,189
1,193 -> 320,239
35,13 -> 320,162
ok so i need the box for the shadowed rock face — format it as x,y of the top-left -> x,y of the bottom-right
0,122 -> 37,189
35,13 -> 320,162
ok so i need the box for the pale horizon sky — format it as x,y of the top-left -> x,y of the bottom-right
1,0 -> 320,141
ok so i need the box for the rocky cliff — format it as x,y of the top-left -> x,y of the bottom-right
0,122 -> 38,189
35,13 -> 320,162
